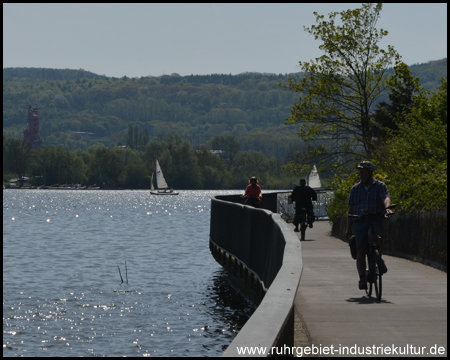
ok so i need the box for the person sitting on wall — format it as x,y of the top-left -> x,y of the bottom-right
242,176 -> 262,208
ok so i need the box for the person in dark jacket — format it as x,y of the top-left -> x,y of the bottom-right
291,179 -> 317,233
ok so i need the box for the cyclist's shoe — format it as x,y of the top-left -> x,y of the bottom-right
359,279 -> 367,290
308,223 -> 313,228
294,228 -> 299,232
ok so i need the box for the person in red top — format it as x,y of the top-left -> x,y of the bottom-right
242,176 -> 262,207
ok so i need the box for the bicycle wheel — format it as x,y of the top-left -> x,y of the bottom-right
300,223 -> 307,241
365,282 -> 372,297
365,253 -> 376,298
300,213 -> 307,240
374,252 -> 383,300
365,268 -> 373,297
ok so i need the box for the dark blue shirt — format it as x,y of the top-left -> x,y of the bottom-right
348,179 -> 390,215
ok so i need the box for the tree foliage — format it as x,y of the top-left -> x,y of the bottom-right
329,77 -> 447,216
3,134 -> 299,190
3,138 -> 31,181
283,3 -> 400,174
3,61 -> 444,162
208,135 -> 241,166
378,78 -> 447,212
281,4 -> 450,216
371,62 -> 423,139
3,69 -> 301,159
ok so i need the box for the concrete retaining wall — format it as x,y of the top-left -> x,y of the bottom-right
215,192 -> 279,213
210,193 -> 302,356
332,210 -> 447,272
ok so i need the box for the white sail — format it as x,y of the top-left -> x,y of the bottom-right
150,172 -> 155,191
155,160 -> 169,189
309,164 -> 322,189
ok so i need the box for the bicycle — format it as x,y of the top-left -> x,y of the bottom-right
294,208 -> 315,241
241,195 -> 261,208
349,205 -> 395,300
294,208 -> 308,241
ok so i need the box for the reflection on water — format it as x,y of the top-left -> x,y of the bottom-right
3,190 -> 254,356
207,269 -> 256,349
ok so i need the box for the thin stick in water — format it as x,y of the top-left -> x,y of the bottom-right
117,264 -> 123,284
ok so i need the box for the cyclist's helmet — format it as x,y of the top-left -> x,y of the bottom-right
356,161 -> 376,172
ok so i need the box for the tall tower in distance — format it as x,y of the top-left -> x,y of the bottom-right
21,105 -> 41,149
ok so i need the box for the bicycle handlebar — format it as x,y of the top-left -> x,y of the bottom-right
348,204 -> 396,219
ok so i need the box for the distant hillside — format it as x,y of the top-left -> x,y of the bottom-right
3,69 -> 305,158
3,67 -> 107,81
408,58 -> 447,91
3,59 -> 446,88
3,59 -> 446,155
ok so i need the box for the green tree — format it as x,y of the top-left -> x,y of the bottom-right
208,135 -> 241,166
194,145 -> 232,189
141,126 -> 150,149
4,138 -> 32,184
143,140 -> 169,171
283,3 -> 400,174
371,62 -> 423,139
231,150 -> 270,187
329,77 -> 447,219
377,78 -> 447,212
133,125 -> 139,149
126,125 -> 134,148
34,146 -> 57,185
165,135 -> 202,189
55,145 -> 70,184
121,161 -> 148,189
88,147 -> 122,187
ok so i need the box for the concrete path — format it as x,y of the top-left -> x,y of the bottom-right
293,221 -> 447,357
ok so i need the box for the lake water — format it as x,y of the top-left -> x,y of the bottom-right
3,189 -> 255,357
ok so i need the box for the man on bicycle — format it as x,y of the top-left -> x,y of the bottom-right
345,161 -> 392,290
291,178 -> 317,235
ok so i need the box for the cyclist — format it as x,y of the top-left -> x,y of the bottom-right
291,178 -> 317,235
242,176 -> 262,207
345,161 -> 393,290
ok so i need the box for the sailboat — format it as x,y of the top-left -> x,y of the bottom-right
150,160 -> 179,195
308,164 -> 322,189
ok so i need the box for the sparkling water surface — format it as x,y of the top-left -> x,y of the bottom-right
3,190 -> 254,357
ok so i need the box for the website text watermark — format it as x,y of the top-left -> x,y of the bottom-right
236,343 -> 447,356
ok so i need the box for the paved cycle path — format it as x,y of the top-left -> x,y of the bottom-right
293,221 -> 447,357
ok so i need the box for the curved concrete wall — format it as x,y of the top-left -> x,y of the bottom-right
209,194 -> 303,356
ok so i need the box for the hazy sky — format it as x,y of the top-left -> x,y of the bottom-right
3,3 -> 447,78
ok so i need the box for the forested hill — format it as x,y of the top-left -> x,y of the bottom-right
389,58 -> 447,90
3,69 -> 306,157
4,58 -> 446,85
3,67 -> 107,81
3,59 -> 447,155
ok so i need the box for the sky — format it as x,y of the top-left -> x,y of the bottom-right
3,3 -> 447,78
